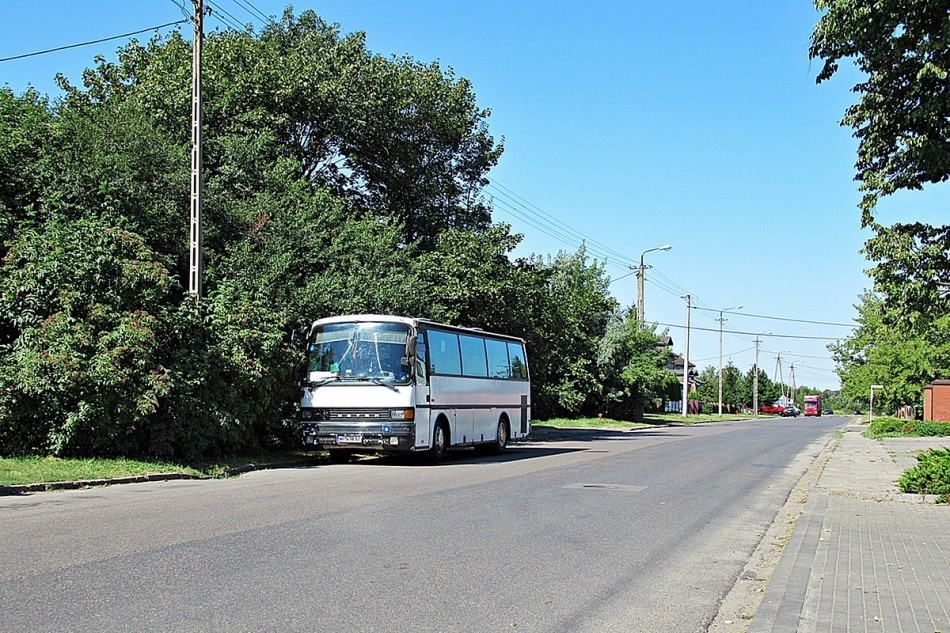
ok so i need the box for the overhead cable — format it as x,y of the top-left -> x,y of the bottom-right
0,20 -> 189,63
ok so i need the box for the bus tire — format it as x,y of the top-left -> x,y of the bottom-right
488,417 -> 509,455
428,421 -> 449,463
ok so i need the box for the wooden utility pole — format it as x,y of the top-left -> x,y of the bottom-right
189,0 -> 204,300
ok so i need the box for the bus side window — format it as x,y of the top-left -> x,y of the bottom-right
427,330 -> 461,375
415,338 -> 428,385
485,338 -> 510,378
459,335 -> 488,377
508,342 -> 528,380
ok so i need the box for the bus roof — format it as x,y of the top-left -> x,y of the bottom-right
310,314 -> 525,344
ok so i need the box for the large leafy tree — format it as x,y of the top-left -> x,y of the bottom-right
63,9 -> 502,257
811,1 -> 950,406
810,0 -> 950,226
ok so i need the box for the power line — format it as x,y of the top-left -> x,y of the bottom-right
206,0 -> 248,31
654,322 -> 842,341
0,20 -> 189,63
692,306 -> 853,328
230,0 -> 275,25
488,181 -> 639,268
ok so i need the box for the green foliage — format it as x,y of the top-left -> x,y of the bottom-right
812,2 -> 950,409
866,416 -> 950,439
830,291 -> 949,412
898,448 -> 950,500
865,416 -> 909,438
810,1 -> 950,226
0,218 -> 175,456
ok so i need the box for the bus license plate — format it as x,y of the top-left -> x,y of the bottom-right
337,434 -> 362,444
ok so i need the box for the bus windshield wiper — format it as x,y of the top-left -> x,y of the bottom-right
342,375 -> 399,392
305,376 -> 340,390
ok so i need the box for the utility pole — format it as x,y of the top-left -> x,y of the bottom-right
189,0 -> 204,301
681,294 -> 691,418
634,244 -> 671,328
753,336 -> 761,415
789,364 -> 797,408
752,332 -> 771,415
774,353 -> 785,405
717,304 -> 742,416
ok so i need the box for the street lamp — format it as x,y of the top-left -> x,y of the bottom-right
718,304 -> 743,416
634,244 -> 671,328
752,332 -> 771,415
870,384 -> 884,424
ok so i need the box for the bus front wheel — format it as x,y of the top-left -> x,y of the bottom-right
428,422 -> 448,463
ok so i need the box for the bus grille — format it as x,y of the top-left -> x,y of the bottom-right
321,409 -> 391,421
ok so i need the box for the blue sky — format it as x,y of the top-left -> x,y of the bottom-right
4,1 -> 943,391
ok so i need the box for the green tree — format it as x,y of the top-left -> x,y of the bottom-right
529,246 -> 618,419
810,0 -> 950,226
830,291 -> 949,412
811,1 -> 950,405
0,218 -> 176,456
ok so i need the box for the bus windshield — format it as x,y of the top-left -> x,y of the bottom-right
307,321 -> 411,384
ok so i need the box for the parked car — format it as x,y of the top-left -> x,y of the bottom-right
822,409 -> 834,415
781,406 -> 800,417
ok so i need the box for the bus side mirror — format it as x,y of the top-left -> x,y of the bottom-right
406,334 -> 417,357
290,325 -> 308,352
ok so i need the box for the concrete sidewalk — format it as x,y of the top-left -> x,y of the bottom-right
749,422 -> 950,633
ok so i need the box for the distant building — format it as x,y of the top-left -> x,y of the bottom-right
923,380 -> 950,422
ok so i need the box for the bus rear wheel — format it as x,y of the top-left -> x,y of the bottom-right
488,418 -> 509,455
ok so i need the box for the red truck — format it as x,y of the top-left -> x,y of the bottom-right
803,395 -> 822,417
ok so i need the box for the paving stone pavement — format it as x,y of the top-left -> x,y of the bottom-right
750,422 -> 950,633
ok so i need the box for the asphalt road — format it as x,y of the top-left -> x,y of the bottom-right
0,416 -> 844,633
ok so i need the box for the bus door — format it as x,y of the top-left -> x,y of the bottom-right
413,333 -> 432,449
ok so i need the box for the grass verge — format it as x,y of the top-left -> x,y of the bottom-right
0,451 -> 324,487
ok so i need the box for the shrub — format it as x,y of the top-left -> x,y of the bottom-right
866,417 -> 950,439
865,416 -> 905,437
908,421 -> 950,437
898,448 -> 950,501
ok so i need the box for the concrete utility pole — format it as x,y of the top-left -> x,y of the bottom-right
634,244 -> 671,327
774,352 -> 787,404
717,304 -> 742,416
681,294 -> 691,418
789,364 -> 797,407
189,0 -> 204,300
752,332 -> 770,415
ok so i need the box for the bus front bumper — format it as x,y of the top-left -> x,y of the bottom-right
302,422 -> 416,452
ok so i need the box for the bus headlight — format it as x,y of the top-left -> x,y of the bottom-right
390,408 -> 414,421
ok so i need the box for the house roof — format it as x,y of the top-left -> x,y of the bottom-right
671,355 -> 695,369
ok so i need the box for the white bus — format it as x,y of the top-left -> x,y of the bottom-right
298,314 -> 531,462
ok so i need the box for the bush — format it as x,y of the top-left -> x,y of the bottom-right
898,448 -> 950,501
865,416 -> 906,437
907,421 -> 950,437
866,417 -> 950,439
